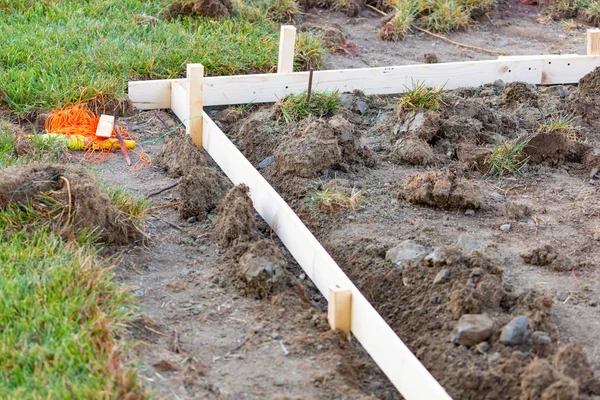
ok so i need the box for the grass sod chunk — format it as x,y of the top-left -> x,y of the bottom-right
276,90 -> 341,123
397,81 -> 445,112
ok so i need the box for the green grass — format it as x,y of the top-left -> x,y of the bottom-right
380,0 -> 496,40
276,90 -> 340,123
546,0 -> 600,23
0,0 -> 323,115
0,123 -> 147,398
484,138 -> 530,176
397,81 -> 445,112
308,186 -> 370,213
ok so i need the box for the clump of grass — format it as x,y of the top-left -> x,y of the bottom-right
105,185 -> 150,232
485,138 -> 530,176
0,121 -> 66,168
426,0 -> 470,32
539,114 -> 585,142
295,32 -> 326,71
265,0 -> 300,22
277,90 -> 340,123
379,1 -> 416,41
397,81 -> 445,112
545,0 -> 600,24
309,187 -> 370,212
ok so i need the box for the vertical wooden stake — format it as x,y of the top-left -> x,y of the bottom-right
277,25 -> 297,74
328,285 -> 352,336
187,63 -> 204,148
587,29 -> 600,56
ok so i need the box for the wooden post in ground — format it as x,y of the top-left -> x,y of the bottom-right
328,285 -> 352,336
587,29 -> 600,56
187,63 -> 204,147
277,25 -> 297,74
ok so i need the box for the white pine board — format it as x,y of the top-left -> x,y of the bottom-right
201,113 -> 452,400
128,78 -> 173,110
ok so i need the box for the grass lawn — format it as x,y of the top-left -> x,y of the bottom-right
0,0 -> 322,115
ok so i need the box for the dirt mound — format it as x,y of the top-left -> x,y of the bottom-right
178,166 -> 230,220
400,170 -> 484,210
0,163 -> 142,244
155,130 -> 207,178
390,137 -> 435,165
572,66 -> 600,129
274,118 -> 342,177
521,245 -> 572,272
234,109 -> 279,166
324,234 -> 598,399
215,184 -> 257,248
161,0 -> 234,20
236,239 -> 288,299
524,132 -> 570,166
501,82 -> 539,107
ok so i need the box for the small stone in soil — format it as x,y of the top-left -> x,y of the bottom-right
500,223 -> 511,232
500,316 -> 528,345
385,240 -> 430,270
489,352 -> 501,362
477,341 -> 491,354
271,332 -> 280,339
433,269 -> 451,284
465,209 -> 475,216
355,99 -> 368,114
187,216 -> 197,224
258,156 -> 275,169
453,314 -> 494,346
274,380 -> 286,387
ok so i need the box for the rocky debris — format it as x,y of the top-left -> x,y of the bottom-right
385,240 -> 430,270
521,245 -> 572,272
452,314 -> 494,346
500,316 -> 528,345
456,144 -> 491,172
400,170 -> 484,210
500,223 -> 511,232
238,240 -> 287,299
390,137 -> 435,166
178,166 -> 231,220
258,156 -> 275,169
433,269 -> 450,284
501,82 -> 539,107
215,185 -> 257,248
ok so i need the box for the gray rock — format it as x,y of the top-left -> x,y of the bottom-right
385,240 -> 430,270
187,216 -> 197,224
500,316 -> 528,345
470,268 -> 484,277
453,314 -> 494,346
355,99 -> 368,114
477,341 -> 491,354
489,352 -> 501,362
532,331 -> 551,345
258,156 -> 275,169
458,235 -> 481,253
433,269 -> 451,284
591,167 -> 599,179
556,85 -> 566,98
500,223 -> 511,232
493,79 -> 505,91
465,209 -> 475,216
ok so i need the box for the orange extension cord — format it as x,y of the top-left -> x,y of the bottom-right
44,102 -> 151,169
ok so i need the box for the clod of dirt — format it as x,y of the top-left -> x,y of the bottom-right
155,131 -> 207,178
328,114 -> 374,165
400,170 -> 484,210
237,239 -> 287,299
299,23 -> 347,48
521,245 -> 572,272
572,67 -> 600,129
501,82 -> 539,107
216,184 -> 257,248
274,118 -> 342,177
390,137 -> 435,166
0,163 -> 143,245
422,53 -> 439,64
178,166 -> 230,220
553,342 -> 600,394
520,359 -> 576,400
235,109 -> 279,165
504,199 -> 533,220
523,132 -> 570,166
456,144 -> 491,172
160,0 -> 234,20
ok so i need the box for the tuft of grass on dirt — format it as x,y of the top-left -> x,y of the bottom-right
397,81 -> 445,112
277,90 -> 340,123
539,114 -> 586,142
484,138 -> 530,176
0,121 -> 66,168
380,0 -> 496,40
0,0 -> 323,114
308,187 -> 370,212
295,32 -> 327,71
263,0 -> 300,21
544,0 -> 600,25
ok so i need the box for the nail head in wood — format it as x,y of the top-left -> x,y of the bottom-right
587,29 -> 600,56
328,285 -> 352,336
187,63 -> 204,148
277,25 -> 297,74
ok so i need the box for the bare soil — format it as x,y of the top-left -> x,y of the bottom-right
214,62 -> 600,398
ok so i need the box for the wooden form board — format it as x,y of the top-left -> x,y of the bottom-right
200,111 -> 451,399
129,55 -> 600,110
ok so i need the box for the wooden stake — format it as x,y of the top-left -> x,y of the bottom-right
306,67 -> 314,105
277,25 -> 297,74
95,114 -> 114,138
587,29 -> 600,56
114,125 -> 132,166
187,63 -> 204,147
328,285 -> 352,336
